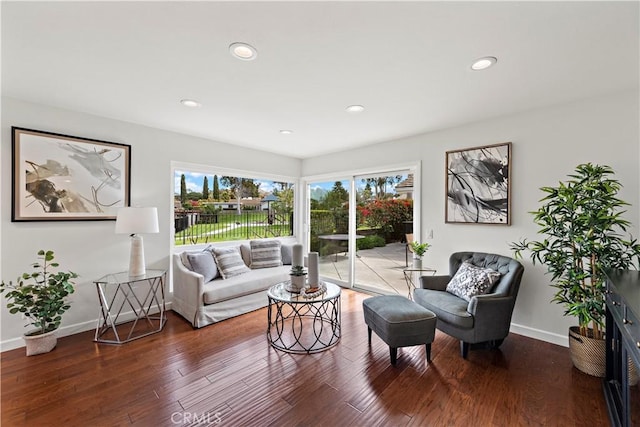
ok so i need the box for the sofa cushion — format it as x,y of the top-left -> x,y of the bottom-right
186,251 -> 219,282
240,243 -> 252,266
202,265 -> 290,304
250,239 -> 282,269
445,261 -> 501,302
414,288 -> 474,329
212,246 -> 251,279
281,244 -> 294,265
180,247 -> 208,270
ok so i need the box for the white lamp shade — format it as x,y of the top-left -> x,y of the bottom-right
115,207 -> 159,235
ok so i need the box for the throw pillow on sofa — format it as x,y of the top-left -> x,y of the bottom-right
445,261 -> 501,302
212,246 -> 251,279
280,243 -> 294,265
186,251 -> 219,282
250,239 -> 282,269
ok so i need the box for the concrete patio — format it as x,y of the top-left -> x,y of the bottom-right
319,242 -> 437,297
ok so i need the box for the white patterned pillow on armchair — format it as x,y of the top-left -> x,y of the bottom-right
445,261 -> 502,302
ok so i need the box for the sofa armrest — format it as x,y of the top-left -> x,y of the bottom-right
419,275 -> 450,291
172,253 -> 206,327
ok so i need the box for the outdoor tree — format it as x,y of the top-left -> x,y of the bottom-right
245,180 -> 261,198
273,182 -> 294,218
202,176 -> 209,200
310,199 -> 321,210
324,181 -> 349,210
180,174 -> 187,205
363,176 -> 402,199
213,175 -> 220,200
221,176 -> 242,214
361,182 -> 373,202
220,176 -> 260,215
187,191 -> 202,201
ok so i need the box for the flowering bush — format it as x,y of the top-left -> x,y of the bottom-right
359,199 -> 412,241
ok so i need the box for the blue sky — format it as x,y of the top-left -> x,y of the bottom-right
175,171 -> 281,194
175,172 -> 408,195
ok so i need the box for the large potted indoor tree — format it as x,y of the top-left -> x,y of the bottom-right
0,250 -> 77,356
512,163 -> 640,377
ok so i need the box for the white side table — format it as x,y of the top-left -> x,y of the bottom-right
94,269 -> 167,344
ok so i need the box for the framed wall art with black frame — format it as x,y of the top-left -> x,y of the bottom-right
445,142 -> 511,225
11,127 -> 131,222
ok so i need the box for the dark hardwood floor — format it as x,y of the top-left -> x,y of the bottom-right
2,289 -> 610,426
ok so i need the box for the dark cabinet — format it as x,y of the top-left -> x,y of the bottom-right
604,270 -> 640,426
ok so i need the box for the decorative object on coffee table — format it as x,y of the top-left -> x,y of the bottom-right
287,265 -> 307,293
307,252 -> 320,287
285,244 -> 306,292
301,281 -> 327,299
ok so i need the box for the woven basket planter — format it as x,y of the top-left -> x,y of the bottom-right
568,326 -> 638,384
569,326 -> 605,377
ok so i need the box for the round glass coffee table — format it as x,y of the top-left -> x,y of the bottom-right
267,281 -> 341,354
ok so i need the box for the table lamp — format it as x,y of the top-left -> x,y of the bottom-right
115,207 -> 159,276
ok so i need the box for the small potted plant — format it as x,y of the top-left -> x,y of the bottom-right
0,250 -> 77,356
289,265 -> 307,292
410,241 -> 431,269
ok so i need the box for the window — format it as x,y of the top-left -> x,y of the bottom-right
174,169 -> 295,246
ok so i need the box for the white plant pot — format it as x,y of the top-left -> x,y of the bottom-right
412,258 -> 422,269
23,329 -> 57,356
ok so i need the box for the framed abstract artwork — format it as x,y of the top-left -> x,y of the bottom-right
445,142 -> 511,225
11,127 -> 131,221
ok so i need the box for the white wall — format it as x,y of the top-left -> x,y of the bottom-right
3,91 -> 638,350
0,97 -> 301,350
303,90 -> 640,346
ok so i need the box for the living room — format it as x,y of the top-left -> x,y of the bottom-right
1,1 -> 639,425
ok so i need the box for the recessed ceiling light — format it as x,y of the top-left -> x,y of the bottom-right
229,42 -> 257,61
471,56 -> 497,71
180,99 -> 201,108
279,130 -> 293,135
346,105 -> 365,113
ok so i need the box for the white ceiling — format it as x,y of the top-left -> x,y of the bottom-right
2,1 -> 638,159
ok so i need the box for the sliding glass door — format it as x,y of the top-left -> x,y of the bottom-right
352,171 -> 413,296
305,164 -> 419,295
308,179 -> 352,286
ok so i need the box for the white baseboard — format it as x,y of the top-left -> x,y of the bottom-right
510,322 -> 568,347
0,302 -> 172,353
2,305 -> 562,353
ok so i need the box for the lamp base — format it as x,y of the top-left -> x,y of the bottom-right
129,234 -> 146,277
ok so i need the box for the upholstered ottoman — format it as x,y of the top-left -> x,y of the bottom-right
363,295 -> 437,365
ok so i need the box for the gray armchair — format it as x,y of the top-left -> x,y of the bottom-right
413,252 -> 524,358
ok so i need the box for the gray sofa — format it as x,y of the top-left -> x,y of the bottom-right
172,241 -> 294,328
413,251 -> 524,358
